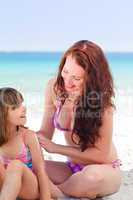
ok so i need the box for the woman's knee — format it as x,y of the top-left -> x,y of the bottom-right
82,166 -> 104,185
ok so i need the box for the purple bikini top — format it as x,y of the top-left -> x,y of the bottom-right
52,102 -> 72,132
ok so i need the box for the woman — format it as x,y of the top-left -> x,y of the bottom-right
37,40 -> 122,199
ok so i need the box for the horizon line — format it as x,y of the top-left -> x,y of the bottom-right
0,50 -> 133,54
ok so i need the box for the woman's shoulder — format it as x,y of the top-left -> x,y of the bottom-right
46,78 -> 56,91
100,106 -> 114,132
45,78 -> 57,104
103,106 -> 114,118
100,107 -> 114,129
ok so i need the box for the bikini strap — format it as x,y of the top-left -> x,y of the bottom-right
20,128 -> 28,146
56,101 -> 62,116
19,129 -> 29,160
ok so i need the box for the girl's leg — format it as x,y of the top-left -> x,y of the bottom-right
0,160 -> 39,200
0,160 -> 65,200
0,163 -> 6,190
58,164 -> 122,198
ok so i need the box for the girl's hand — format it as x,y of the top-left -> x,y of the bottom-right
37,134 -> 57,153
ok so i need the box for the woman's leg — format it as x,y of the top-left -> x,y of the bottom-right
45,160 -> 121,198
58,164 -> 122,199
45,160 -> 72,184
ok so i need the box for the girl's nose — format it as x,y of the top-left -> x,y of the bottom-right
22,102 -> 26,112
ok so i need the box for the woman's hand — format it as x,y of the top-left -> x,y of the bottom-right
37,134 -> 57,153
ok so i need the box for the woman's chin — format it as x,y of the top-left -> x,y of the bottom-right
65,87 -> 73,92
67,89 -> 81,96
65,87 -> 77,93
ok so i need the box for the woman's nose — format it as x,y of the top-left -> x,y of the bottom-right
66,76 -> 73,85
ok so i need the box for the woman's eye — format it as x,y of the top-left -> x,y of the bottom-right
74,78 -> 80,81
73,77 -> 81,81
63,70 -> 68,73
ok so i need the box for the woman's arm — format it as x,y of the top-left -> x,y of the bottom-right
38,107 -> 114,164
26,130 -> 51,200
37,79 -> 56,140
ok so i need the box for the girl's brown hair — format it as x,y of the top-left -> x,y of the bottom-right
54,40 -> 115,151
0,87 -> 23,146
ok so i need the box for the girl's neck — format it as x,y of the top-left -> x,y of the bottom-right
7,125 -> 19,139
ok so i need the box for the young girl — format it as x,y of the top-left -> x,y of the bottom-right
0,87 -> 52,200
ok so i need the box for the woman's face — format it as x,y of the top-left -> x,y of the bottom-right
7,102 -> 27,126
61,55 -> 85,94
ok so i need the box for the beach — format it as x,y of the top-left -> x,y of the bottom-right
0,52 -> 133,199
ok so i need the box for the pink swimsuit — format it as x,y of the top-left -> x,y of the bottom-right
0,133 -> 32,170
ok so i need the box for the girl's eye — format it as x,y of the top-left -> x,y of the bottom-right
11,103 -> 21,110
11,106 -> 17,110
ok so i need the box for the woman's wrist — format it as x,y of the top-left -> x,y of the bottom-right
36,130 -> 45,136
54,143 -> 79,156
51,143 -> 61,154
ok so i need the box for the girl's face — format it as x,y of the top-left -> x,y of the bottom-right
61,55 -> 85,94
7,102 -> 26,126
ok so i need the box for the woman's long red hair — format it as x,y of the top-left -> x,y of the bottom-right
54,40 -> 115,151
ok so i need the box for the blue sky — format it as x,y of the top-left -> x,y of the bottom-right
0,0 -> 133,52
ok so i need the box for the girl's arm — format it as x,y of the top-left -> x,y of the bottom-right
25,130 -> 51,200
39,107 -> 114,164
37,79 -> 56,140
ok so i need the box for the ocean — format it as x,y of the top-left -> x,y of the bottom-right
0,52 -> 133,169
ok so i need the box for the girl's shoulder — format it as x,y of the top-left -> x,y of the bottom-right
19,127 -> 37,146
